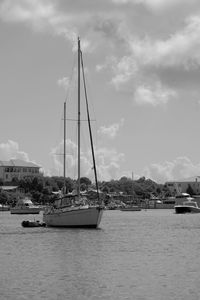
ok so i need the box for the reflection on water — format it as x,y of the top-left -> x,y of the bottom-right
0,210 -> 200,300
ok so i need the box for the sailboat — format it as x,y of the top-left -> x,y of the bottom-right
43,38 -> 104,228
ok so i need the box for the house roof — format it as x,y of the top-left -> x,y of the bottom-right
166,176 -> 200,183
0,159 -> 40,168
178,176 -> 200,182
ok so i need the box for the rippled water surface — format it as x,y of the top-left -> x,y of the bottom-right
0,209 -> 200,300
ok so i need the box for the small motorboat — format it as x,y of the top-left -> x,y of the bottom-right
10,197 -> 40,214
0,204 -> 10,211
21,220 -> 46,227
175,197 -> 200,214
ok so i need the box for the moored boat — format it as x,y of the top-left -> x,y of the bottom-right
175,197 -> 200,214
44,202 -> 103,228
120,205 -> 141,211
10,197 -> 40,214
0,204 -> 10,211
43,38 -> 103,228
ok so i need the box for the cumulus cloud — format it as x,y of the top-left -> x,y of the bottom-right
102,13 -> 200,106
50,139 -> 78,177
112,0 -> 198,13
134,82 -> 176,106
144,157 -> 200,183
127,15 -> 200,70
95,147 -> 125,180
50,139 -> 125,181
0,140 -> 30,161
2,0 -> 200,109
98,119 -> 124,139
57,77 -> 70,92
0,0 -> 77,46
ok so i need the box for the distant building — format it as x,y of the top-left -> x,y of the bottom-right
165,176 -> 200,195
0,159 -> 42,182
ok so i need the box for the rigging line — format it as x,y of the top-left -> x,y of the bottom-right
80,50 -> 100,205
80,56 -> 99,149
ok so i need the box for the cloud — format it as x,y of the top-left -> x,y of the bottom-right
98,119 -> 124,139
50,139 -> 78,177
50,139 -> 125,181
112,0 -> 198,13
0,0 -> 55,23
134,82 -> 176,106
0,0 -> 103,52
144,157 -> 200,183
101,13 -> 200,105
0,140 -> 30,161
110,55 -> 138,88
0,0 -> 77,45
95,147 -> 125,180
2,0 -> 200,108
57,77 -> 70,92
127,15 -> 200,70
2,0 -> 200,72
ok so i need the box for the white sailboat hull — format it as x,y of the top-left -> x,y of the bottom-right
43,206 -> 103,228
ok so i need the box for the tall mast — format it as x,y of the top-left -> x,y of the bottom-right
80,51 -> 100,204
63,101 -> 66,194
77,37 -> 81,199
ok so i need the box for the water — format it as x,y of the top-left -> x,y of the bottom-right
0,209 -> 200,300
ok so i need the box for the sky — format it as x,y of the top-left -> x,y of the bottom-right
1,0 -> 200,183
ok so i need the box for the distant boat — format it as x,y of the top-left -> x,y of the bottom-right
120,204 -> 141,211
10,197 -> 40,214
175,193 -> 191,202
0,204 -> 10,211
175,196 -> 200,214
43,38 -> 103,228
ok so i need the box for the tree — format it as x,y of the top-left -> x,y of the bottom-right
101,186 -> 110,193
31,177 -> 44,192
80,177 -> 91,189
186,184 -> 194,196
0,191 -> 9,205
11,177 -> 19,185
119,176 -> 128,182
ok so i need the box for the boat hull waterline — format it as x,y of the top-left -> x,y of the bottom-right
43,206 -> 103,228
175,206 -> 200,214
11,208 -> 40,214
10,197 -> 40,214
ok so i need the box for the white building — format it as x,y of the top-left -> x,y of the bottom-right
0,159 -> 42,182
165,176 -> 200,195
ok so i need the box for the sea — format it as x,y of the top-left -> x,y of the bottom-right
0,209 -> 200,300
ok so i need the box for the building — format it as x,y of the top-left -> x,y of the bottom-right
165,176 -> 200,195
0,159 -> 42,182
